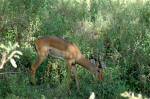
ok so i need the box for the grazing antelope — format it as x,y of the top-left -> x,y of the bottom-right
30,36 -> 106,92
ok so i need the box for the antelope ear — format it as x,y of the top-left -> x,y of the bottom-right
90,59 -> 96,65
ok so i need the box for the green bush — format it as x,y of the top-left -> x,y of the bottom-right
0,0 -> 150,98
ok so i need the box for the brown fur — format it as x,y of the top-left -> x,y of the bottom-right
30,36 -> 102,92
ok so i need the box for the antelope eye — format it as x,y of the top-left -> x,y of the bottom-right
97,69 -> 100,73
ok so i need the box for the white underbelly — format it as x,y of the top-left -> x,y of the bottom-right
48,47 -> 67,60
49,54 -> 64,60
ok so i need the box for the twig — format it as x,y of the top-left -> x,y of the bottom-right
0,72 -> 22,75
0,52 -> 7,69
0,50 -> 22,69
7,51 -> 22,61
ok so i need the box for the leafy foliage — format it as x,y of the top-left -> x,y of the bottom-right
0,0 -> 150,98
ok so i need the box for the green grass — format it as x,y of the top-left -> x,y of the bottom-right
0,0 -> 150,98
0,67 -> 127,99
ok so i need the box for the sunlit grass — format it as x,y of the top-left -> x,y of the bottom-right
0,0 -> 150,98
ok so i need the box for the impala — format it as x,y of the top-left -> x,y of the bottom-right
30,36 -> 106,91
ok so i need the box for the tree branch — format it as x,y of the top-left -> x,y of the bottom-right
0,72 -> 22,75
0,52 -> 7,69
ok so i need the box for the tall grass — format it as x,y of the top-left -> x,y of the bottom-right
0,0 -> 150,98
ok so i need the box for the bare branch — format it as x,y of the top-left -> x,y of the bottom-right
0,72 -> 22,75
7,51 -> 22,61
0,52 -> 7,69
0,51 -> 22,69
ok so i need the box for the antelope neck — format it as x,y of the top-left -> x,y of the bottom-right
76,55 -> 95,74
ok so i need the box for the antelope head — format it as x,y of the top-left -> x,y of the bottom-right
90,49 -> 106,82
